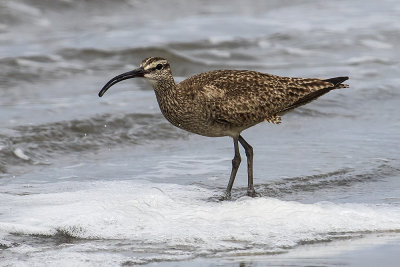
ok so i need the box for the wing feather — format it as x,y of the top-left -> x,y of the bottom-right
178,70 -> 347,126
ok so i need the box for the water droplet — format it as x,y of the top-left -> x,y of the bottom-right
104,124 -> 107,128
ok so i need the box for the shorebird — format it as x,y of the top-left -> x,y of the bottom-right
99,57 -> 349,198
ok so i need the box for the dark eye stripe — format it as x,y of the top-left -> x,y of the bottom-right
150,63 -> 169,72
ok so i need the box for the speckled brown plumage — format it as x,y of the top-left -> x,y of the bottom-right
99,56 -> 349,198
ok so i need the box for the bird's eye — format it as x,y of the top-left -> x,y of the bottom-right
156,64 -> 163,70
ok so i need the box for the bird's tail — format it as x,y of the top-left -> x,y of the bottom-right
324,76 -> 349,88
277,76 -> 349,115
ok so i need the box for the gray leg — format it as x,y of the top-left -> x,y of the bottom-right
225,136 -> 241,198
238,135 -> 256,197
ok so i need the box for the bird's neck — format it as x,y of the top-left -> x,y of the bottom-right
149,76 -> 176,95
151,77 -> 187,128
152,77 -> 180,108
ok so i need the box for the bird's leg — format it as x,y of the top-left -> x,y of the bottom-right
225,137 -> 241,199
238,135 -> 256,197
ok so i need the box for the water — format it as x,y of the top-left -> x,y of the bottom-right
1,0 -> 400,266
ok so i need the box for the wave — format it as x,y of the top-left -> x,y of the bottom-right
200,161 -> 400,201
257,163 -> 400,199
0,47 -> 180,87
0,113 -> 187,174
0,180 -> 400,265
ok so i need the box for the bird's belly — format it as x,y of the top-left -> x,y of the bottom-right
167,116 -> 246,138
157,98 -> 250,137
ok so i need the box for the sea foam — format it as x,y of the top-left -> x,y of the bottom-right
1,180 -> 400,255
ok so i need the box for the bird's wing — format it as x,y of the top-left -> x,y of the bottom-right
190,70 -> 342,126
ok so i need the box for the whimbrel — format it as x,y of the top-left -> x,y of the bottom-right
99,57 -> 349,198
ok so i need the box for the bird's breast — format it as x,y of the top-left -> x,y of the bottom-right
154,90 -> 238,137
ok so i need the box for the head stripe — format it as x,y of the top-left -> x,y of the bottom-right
141,57 -> 168,68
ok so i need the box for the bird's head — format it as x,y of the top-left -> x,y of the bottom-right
98,57 -> 172,97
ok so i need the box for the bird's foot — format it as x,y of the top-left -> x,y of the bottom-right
219,191 -> 232,201
219,189 -> 257,200
247,188 -> 257,197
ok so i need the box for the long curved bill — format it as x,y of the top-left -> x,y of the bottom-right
98,67 -> 145,97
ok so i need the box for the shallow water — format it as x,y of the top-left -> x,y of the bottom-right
1,0 -> 400,266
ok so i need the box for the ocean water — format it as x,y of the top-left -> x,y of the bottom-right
1,0 -> 400,266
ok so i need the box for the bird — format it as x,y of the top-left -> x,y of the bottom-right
98,57 -> 349,198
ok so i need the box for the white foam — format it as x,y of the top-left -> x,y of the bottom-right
361,39 -> 393,49
1,181 -> 400,264
13,148 -> 30,161
347,56 -> 390,65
